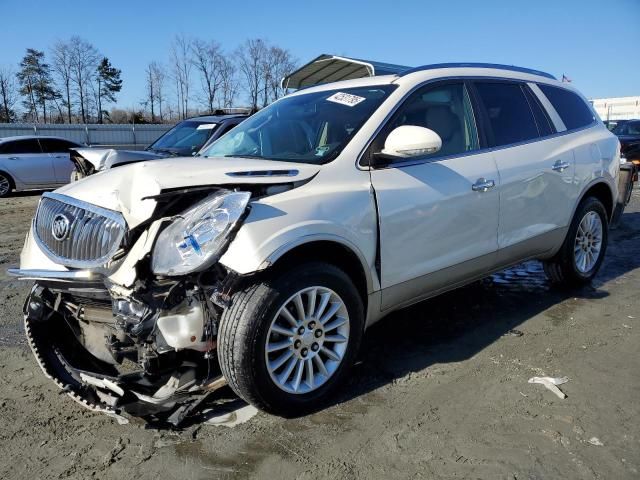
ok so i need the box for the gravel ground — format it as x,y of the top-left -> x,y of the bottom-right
0,189 -> 638,479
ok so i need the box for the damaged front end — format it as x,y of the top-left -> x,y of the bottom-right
12,187 -> 254,426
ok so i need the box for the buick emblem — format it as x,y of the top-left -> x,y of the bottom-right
51,213 -> 71,241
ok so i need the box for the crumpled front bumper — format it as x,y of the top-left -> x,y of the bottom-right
21,283 -> 228,427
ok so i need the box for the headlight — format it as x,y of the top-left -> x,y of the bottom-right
152,190 -> 251,276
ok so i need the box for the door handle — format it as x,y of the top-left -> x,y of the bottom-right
472,178 -> 496,192
7,156 -> 19,160
54,155 -> 66,159
552,160 -> 570,172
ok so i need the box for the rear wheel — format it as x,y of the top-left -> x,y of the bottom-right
543,196 -> 608,286
0,173 -> 13,197
217,262 -> 364,416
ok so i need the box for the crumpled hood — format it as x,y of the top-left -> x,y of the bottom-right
72,148 -> 165,171
55,156 -> 320,227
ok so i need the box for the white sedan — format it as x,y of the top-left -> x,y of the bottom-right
0,136 -> 81,197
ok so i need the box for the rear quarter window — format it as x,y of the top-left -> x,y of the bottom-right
538,84 -> 595,131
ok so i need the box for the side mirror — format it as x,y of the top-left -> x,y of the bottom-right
380,125 -> 442,159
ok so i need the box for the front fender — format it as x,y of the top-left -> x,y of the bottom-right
219,184 -> 378,291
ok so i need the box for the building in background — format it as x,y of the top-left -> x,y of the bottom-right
590,96 -> 640,121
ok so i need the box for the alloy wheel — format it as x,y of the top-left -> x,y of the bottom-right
265,286 -> 350,394
0,175 -> 10,197
574,211 -> 603,273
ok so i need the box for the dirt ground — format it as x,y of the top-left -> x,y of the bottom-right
0,189 -> 638,480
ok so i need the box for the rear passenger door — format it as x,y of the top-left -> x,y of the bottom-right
472,80 -> 574,260
367,81 -> 500,310
0,139 -> 55,185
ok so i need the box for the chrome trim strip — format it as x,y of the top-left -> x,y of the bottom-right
225,169 -> 299,177
7,268 -> 96,281
42,192 -> 125,224
33,192 -> 127,269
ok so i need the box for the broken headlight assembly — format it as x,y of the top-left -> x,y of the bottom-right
152,190 -> 251,276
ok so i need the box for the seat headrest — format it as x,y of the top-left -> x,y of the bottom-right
425,106 -> 459,141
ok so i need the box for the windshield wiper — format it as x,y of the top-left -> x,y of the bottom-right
152,148 -> 181,157
220,154 -> 265,159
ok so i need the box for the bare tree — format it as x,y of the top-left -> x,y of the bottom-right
268,46 -> 297,102
236,38 -> 267,111
145,61 -> 167,122
51,40 -> 74,123
0,67 -> 18,122
69,36 -> 99,123
191,38 -> 224,113
170,35 -> 193,119
219,55 -> 238,108
145,64 -> 156,122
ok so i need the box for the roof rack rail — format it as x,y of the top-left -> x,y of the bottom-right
398,63 -> 556,80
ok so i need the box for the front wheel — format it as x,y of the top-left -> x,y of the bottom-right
543,196 -> 608,286
70,169 -> 85,182
0,173 -> 12,197
217,262 -> 364,416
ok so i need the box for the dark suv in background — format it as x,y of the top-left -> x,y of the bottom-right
613,119 -> 640,163
70,112 -> 249,179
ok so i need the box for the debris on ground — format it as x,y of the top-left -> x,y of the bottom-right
588,437 -> 604,446
528,376 -> 569,399
503,329 -> 524,337
203,402 -> 258,427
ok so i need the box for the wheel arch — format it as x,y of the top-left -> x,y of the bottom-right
579,180 -> 615,222
266,237 -> 373,310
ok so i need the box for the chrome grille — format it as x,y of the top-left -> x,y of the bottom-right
34,192 -> 127,268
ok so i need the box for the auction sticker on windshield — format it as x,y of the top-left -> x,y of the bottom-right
326,92 -> 366,107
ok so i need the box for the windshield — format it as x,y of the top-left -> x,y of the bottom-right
148,121 -> 218,155
201,85 -> 396,164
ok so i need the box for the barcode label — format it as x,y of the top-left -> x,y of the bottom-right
326,92 -> 366,107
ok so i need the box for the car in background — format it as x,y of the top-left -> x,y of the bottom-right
70,113 -> 249,180
0,136 -> 81,197
612,119 -> 640,164
603,119 -> 629,131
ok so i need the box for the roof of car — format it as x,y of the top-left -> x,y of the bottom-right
0,135 -> 80,144
290,63 -> 565,97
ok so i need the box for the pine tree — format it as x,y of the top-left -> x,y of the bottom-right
16,49 -> 58,123
96,57 -> 122,123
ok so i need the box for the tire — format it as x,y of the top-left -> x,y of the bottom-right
218,262 -> 364,416
543,196 -> 608,286
70,169 -> 85,182
0,172 -> 13,198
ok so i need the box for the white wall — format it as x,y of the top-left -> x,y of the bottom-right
590,96 -> 640,121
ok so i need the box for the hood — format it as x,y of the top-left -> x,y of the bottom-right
55,156 -> 320,227
72,148 -> 165,171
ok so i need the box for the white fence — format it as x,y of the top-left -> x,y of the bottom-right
0,123 -> 172,150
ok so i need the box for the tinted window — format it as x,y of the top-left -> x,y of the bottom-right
39,138 -> 79,153
523,86 -> 554,136
1,139 -> 42,154
613,121 -> 640,136
538,84 -> 595,130
367,82 -> 479,162
475,82 -> 539,147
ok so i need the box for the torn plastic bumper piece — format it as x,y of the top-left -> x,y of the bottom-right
23,285 -> 227,427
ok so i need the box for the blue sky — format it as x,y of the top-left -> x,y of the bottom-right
1,0 -> 638,107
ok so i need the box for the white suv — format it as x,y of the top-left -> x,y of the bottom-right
10,63 -> 620,424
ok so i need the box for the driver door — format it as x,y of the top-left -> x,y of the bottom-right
367,81 -> 500,310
